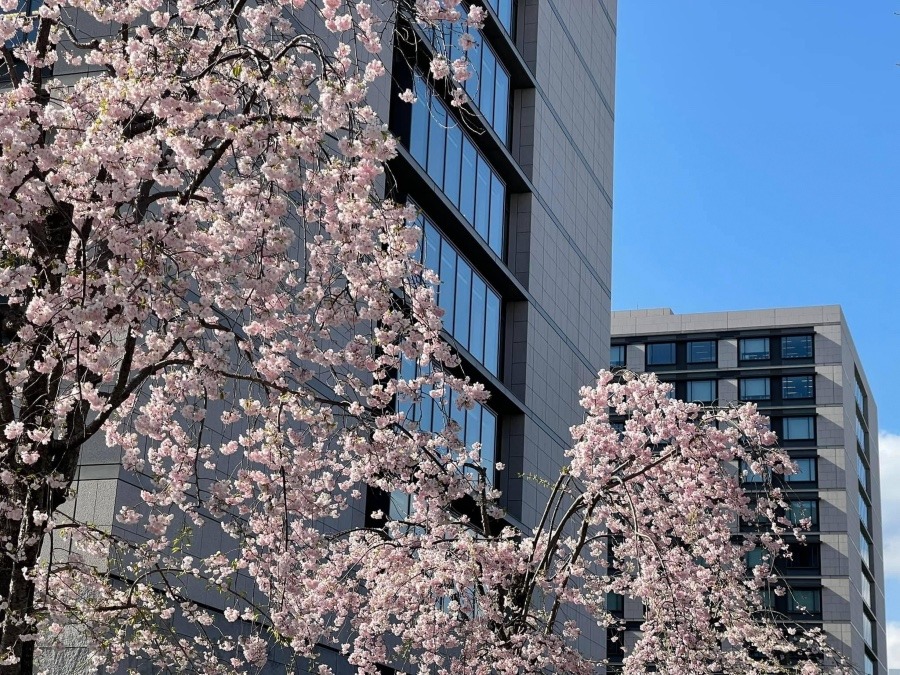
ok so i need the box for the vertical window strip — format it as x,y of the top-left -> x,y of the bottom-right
409,75 -> 507,255
398,356 -> 498,480
418,216 -> 501,376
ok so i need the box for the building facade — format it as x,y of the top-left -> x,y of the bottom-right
41,1 -> 618,672
611,306 -> 887,675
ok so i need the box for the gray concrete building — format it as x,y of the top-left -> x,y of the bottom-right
36,0 -> 619,672
612,306 -> 887,675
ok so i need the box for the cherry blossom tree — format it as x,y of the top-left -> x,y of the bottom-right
0,0 -> 855,672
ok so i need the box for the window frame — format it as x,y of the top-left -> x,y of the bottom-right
739,337 -> 770,361
781,334 -> 814,359
782,416 -> 816,441
686,340 -> 716,364
739,377 -> 771,401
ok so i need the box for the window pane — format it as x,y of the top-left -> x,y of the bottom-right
858,454 -> 870,493
427,101 -> 447,187
488,173 -> 505,254
480,50 -> 495,127
610,345 -> 626,368
861,572 -> 872,608
424,221 -> 441,275
480,408 -> 497,472
646,342 -> 676,365
786,458 -> 816,483
474,155 -> 491,240
782,375 -> 813,399
859,494 -> 870,529
787,589 -> 821,614
454,259 -> 472,350
484,291 -> 501,375
469,276 -> 487,363
782,335 -> 813,359
439,239 -> 457,331
606,593 -> 624,612
460,138 -> 477,224
788,501 -> 818,527
410,78 -> 429,163
740,460 -> 766,483
860,532 -> 871,569
687,379 -> 716,403
740,378 -> 770,401
493,64 -> 510,144
746,547 -> 765,570
687,340 -> 716,363
444,123 -> 462,206
783,416 -> 815,441
740,337 -> 770,360
784,542 -> 819,570
465,403 -> 481,457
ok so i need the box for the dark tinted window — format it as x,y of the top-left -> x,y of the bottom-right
782,335 -> 813,359
646,342 -> 676,365
687,340 -> 716,363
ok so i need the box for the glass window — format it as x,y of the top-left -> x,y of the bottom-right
783,416 -> 815,441
863,612 -> 874,648
484,292 -> 501,376
439,238 -> 457,330
858,454 -> 870,494
784,542 -> 820,571
488,172 -> 505,253
782,375 -> 814,399
855,372 -> 867,415
399,357 -> 499,479
444,124 -> 462,205
605,592 -> 624,613
859,494 -> 870,530
687,379 -> 716,403
739,378 -> 770,401
782,335 -> 813,359
687,340 -> 716,364
646,342 -> 676,365
860,571 -> 872,608
856,415 -> 867,453
610,345 -> 626,368
739,337 -> 770,361
408,75 -> 506,256
787,588 -> 821,614
460,138 -> 477,224
860,532 -> 872,569
740,460 -> 766,483
865,654 -> 875,675
746,547 -> 767,570
469,276 -> 486,363
418,215 -> 501,375
485,0 -> 515,34
454,259 -> 472,350
786,457 -> 817,483
787,500 -> 818,527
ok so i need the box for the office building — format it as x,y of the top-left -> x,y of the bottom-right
611,306 -> 887,675
37,1 -> 618,672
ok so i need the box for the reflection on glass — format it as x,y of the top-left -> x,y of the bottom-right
407,75 -> 506,256
417,214 -> 501,376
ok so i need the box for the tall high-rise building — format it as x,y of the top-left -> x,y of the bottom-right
611,306 -> 887,675
36,1 -> 618,672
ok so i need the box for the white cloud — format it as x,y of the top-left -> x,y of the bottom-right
887,621 -> 900,669
878,431 -> 900,578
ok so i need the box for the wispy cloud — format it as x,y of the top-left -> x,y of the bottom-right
887,621 -> 900,669
878,432 -> 900,581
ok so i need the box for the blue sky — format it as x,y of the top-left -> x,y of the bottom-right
611,0 -> 900,662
